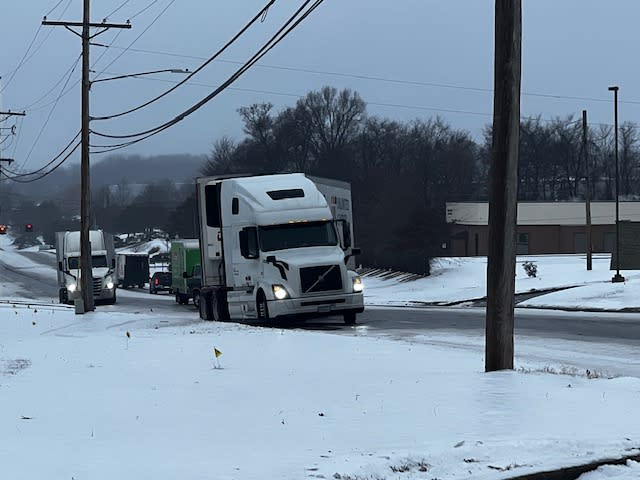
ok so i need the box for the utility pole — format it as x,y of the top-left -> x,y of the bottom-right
43,4 -> 130,314
485,0 -> 522,372
0,111 -> 25,223
582,110 -> 592,271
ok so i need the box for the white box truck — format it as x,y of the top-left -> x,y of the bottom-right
195,173 -> 364,324
56,230 -> 117,305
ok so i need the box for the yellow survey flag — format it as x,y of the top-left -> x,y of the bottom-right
214,348 -> 222,358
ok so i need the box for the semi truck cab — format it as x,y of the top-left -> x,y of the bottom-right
196,173 -> 364,324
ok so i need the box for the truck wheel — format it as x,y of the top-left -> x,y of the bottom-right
199,292 -> 213,321
212,290 -> 230,322
193,290 -> 201,310
344,311 -> 356,325
105,290 -> 117,305
257,291 -> 269,322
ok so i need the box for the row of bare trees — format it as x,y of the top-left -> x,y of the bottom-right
516,116 -> 640,201
200,87 -> 640,273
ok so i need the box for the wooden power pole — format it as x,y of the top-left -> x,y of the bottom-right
0,111 -> 25,222
582,110 -> 592,271
485,0 -> 522,372
43,2 -> 130,314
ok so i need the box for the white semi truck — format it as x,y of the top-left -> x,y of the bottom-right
195,173 -> 364,324
56,230 -> 117,305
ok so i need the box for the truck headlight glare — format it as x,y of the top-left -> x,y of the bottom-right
352,276 -> 364,293
272,284 -> 288,300
106,276 -> 114,289
67,283 -> 77,293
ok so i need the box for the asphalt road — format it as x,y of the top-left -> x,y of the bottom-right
3,244 -> 640,349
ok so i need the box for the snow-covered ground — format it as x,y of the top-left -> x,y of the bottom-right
363,254 -> 640,311
3,236 -> 640,478
1,303 -> 639,480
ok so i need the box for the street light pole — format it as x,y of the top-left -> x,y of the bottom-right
608,86 -> 625,283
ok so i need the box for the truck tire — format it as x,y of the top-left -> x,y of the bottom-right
344,310 -> 356,325
193,290 -> 201,310
199,292 -> 213,321
212,290 -> 230,322
105,290 -> 117,305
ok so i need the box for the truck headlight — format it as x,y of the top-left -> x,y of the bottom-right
352,276 -> 364,293
272,284 -> 289,300
67,283 -> 77,293
106,276 -> 114,289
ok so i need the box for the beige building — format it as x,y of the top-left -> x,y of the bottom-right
445,201 -> 640,256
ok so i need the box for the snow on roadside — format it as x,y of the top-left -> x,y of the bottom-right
363,254 -> 640,310
1,303 -> 640,480
578,460 -> 640,479
519,280 -> 640,311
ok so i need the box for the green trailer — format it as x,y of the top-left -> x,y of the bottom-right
170,239 -> 202,306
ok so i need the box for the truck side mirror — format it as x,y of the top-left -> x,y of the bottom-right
336,219 -> 351,249
182,271 -> 189,278
58,261 -> 63,271
112,258 -> 116,269
239,227 -> 259,259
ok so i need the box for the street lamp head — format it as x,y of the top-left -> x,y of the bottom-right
608,86 -> 619,92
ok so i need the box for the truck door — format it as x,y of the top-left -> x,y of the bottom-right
197,179 -> 224,286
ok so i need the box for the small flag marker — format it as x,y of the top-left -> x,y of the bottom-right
213,347 -> 222,369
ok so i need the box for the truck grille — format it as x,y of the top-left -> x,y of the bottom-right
92,277 -> 102,297
300,265 -> 342,294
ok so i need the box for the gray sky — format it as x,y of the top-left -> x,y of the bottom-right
1,0 -> 639,174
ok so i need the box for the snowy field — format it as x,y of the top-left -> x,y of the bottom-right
3,235 -> 640,478
1,304 -> 640,480
363,254 -> 640,311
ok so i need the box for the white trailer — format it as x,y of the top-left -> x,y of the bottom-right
55,230 -> 117,305
195,173 -> 364,324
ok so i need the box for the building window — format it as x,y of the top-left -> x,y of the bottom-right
517,233 -> 529,255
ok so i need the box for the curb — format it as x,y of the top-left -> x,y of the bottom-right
505,453 -> 640,480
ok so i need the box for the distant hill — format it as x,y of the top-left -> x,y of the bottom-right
11,153 -> 206,200
91,153 -> 206,187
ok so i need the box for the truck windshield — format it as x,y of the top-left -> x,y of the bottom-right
67,255 -> 108,269
259,221 -> 338,252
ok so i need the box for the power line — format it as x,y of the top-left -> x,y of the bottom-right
91,0 -> 324,151
20,27 -> 125,113
92,0 -> 175,81
1,140 -> 80,183
45,0 -> 68,16
102,0 -> 131,21
100,45 -> 640,108
1,130 -> 80,180
92,0 -> 276,121
129,0 -> 160,20
18,54 -> 82,111
0,0 -> 73,94
18,53 -> 81,172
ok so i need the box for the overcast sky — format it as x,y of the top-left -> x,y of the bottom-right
1,0 -> 639,174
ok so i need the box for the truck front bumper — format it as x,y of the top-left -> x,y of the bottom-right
267,292 -> 364,319
63,285 -> 116,303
